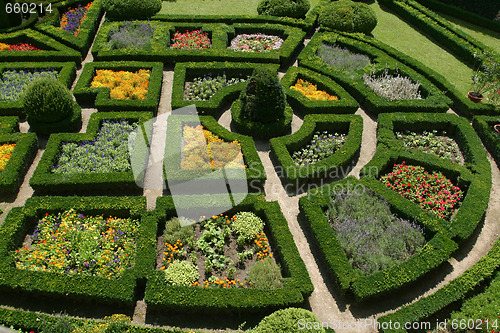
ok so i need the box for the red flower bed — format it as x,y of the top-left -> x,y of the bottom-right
171,29 -> 211,49
0,42 -> 41,51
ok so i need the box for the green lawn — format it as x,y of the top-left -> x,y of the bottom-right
160,0 -> 321,16
369,1 -> 473,95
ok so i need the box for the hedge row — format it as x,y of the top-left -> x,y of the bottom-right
0,116 -> 20,134
91,21 -> 306,66
472,116 -> 500,167
0,196 -> 153,305
281,67 -> 359,115
297,32 -> 452,114
0,29 -> 81,63
171,62 -> 280,117
269,114 -> 363,185
163,114 -> 266,192
34,0 -> 104,56
73,61 -> 163,113
29,111 -> 152,195
299,176 -> 457,301
0,10 -> 38,34
145,194 -> 314,312
377,239 -> 500,333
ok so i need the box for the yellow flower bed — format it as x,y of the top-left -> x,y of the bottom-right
90,69 -> 150,100
0,143 -> 15,171
290,78 -> 338,101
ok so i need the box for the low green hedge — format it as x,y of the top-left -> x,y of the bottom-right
171,62 -> 280,117
0,29 -> 81,63
0,116 -> 21,134
29,111 -> 152,195
34,0 -> 104,56
91,21 -> 306,66
473,116 -> 500,167
163,115 -> 266,193
145,194 -> 313,312
269,114 -> 362,185
297,32 -> 452,114
73,61 -> 163,113
281,67 -> 359,114
377,240 -> 500,333
0,196 -> 155,305
0,62 -> 77,117
299,176 -> 457,301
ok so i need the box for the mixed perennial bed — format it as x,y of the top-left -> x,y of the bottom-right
107,21 -> 155,50
184,73 -> 249,101
229,34 -> 284,52
171,29 -> 211,49
317,43 -> 371,73
291,130 -> 347,167
0,43 -> 41,51
290,78 -> 338,101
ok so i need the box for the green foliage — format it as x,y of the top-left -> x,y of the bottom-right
232,211 -> 264,245
255,308 -> 325,333
102,0 -> 162,20
248,258 -> 283,289
164,260 -> 199,286
319,0 -> 377,34
257,0 -> 311,19
163,217 -> 194,245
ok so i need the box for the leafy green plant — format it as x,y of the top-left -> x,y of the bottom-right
164,260 -> 199,286
248,258 -> 283,289
237,249 -> 254,264
292,131 -> 347,167
396,130 -> 463,164
163,216 -> 195,245
196,217 -> 232,271
232,211 -> 264,246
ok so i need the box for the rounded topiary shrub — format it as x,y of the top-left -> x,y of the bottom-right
257,0 -> 311,19
164,260 -> 199,286
232,211 -> 264,245
319,0 -> 377,34
255,308 -> 325,333
103,0 -> 162,20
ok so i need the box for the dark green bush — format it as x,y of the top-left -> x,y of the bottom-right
254,307 -> 325,333
102,0 -> 162,20
240,69 -> 286,124
23,77 -> 74,123
319,0 -> 377,34
257,0 -> 311,19
248,258 -> 283,289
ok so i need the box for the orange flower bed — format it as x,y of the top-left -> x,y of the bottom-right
0,143 -> 15,171
290,78 -> 338,101
90,69 -> 150,100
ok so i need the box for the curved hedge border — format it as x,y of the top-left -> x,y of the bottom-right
171,62 -> 280,117
34,0 -> 104,56
29,111 -> 153,195
472,115 -> 500,167
163,114 -> 266,192
145,194 -> 314,312
0,29 -> 81,63
377,240 -> 500,333
0,196 -> 154,305
269,114 -> 362,184
299,176 -> 457,301
73,61 -> 163,113
91,21 -> 306,66
297,32 -> 452,114
281,67 -> 359,114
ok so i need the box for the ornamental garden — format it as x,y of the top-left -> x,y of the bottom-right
0,0 -> 499,332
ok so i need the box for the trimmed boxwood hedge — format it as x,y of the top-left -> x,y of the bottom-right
171,62 -> 280,117
91,21 -> 306,66
377,240 -> 500,333
299,176 -> 457,301
0,116 -> 21,134
0,196 -> 155,305
281,67 -> 359,114
29,111 -> 153,195
163,114 -> 266,193
473,115 -> 500,167
0,29 -> 81,63
297,32 -> 452,114
73,61 -> 163,113
269,114 -> 362,185
0,61 -> 77,117
28,101 -> 82,135
145,193 -> 314,312
34,0 -> 104,56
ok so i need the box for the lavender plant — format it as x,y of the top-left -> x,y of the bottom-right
292,131 -> 347,167
396,130 -> 463,164
317,44 -> 371,73
184,73 -> 249,101
52,120 -> 137,174
363,67 -> 422,100
107,21 -> 155,50
326,189 -> 426,275
0,69 -> 58,102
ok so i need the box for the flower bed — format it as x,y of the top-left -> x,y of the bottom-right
0,68 -> 59,102
290,78 -> 338,101
0,143 -> 15,171
0,43 -> 41,51
380,162 -> 464,219
107,21 -> 155,50
229,33 -> 284,52
60,2 -> 93,36
90,69 -> 150,100
171,29 -> 211,49
184,73 -> 248,101
291,131 -> 347,167
15,209 -> 138,279
364,68 -> 422,101
316,43 -> 371,73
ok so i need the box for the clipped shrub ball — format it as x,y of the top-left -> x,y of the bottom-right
255,308 -> 325,333
248,258 -> 283,289
232,211 -> 264,245
257,0 -> 311,19
164,260 -> 199,286
319,0 -> 377,34
103,0 -> 162,20
23,77 -> 74,123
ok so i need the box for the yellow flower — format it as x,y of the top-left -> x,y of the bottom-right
290,79 -> 338,101
90,69 -> 151,100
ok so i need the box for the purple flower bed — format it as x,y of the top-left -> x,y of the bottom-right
60,2 -> 92,36
0,68 -> 59,102
107,21 -> 156,50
